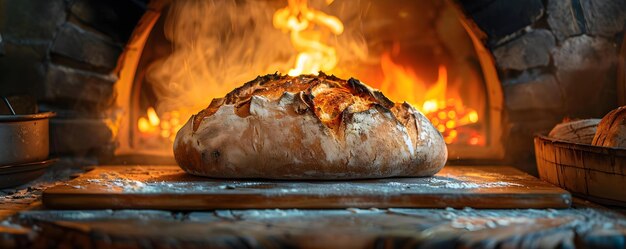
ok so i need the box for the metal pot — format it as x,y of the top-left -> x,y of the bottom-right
0,112 -> 55,165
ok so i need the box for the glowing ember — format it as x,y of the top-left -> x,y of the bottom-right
273,0 -> 343,76
374,51 -> 481,145
137,108 -> 183,143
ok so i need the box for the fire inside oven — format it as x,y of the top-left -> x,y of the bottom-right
118,0 -> 502,160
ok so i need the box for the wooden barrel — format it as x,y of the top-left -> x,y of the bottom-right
535,134 -> 626,207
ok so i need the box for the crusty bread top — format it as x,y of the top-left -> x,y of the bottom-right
177,73 -> 447,179
192,73 -> 401,132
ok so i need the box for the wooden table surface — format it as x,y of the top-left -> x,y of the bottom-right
42,165 -> 571,209
2,163 -> 625,249
11,205 -> 626,249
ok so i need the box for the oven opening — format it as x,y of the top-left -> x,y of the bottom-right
114,0 -> 504,162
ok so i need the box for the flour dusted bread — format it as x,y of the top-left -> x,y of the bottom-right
174,73 -> 447,179
592,106 -> 626,148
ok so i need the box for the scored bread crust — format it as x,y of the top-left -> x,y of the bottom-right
174,73 -> 447,179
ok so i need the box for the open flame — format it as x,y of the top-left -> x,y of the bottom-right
270,0 -> 481,145
374,50 -> 482,145
273,0 -> 343,76
137,0 -> 485,148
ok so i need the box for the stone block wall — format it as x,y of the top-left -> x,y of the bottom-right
457,0 -> 625,173
0,0 -> 147,158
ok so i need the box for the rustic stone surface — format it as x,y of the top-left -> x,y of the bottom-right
493,29 -> 556,70
69,0 -> 147,42
0,0 -> 66,40
456,0 -> 496,14
49,118 -> 114,156
468,0 -> 544,41
506,117 -> 563,175
0,34 -> 5,56
0,43 -> 46,98
504,74 -> 563,111
44,64 -> 117,106
581,0 -> 626,37
553,35 -> 617,72
547,0 -> 584,41
552,35 -> 618,117
0,159 -> 89,212
50,23 -> 123,73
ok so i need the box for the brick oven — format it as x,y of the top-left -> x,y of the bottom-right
114,0 -> 506,164
0,0 -> 625,248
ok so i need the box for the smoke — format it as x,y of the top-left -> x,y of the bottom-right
146,0 -> 369,116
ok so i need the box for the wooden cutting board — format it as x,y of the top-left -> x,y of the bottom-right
42,165 -> 571,210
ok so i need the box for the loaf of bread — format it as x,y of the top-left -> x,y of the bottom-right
549,119 -> 600,144
592,106 -> 626,148
174,73 -> 447,179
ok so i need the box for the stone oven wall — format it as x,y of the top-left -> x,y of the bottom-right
456,0 -> 625,173
0,0 -> 624,174
0,0 -> 147,159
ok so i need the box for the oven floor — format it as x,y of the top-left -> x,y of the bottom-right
42,165 -> 570,209
0,164 -> 623,248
